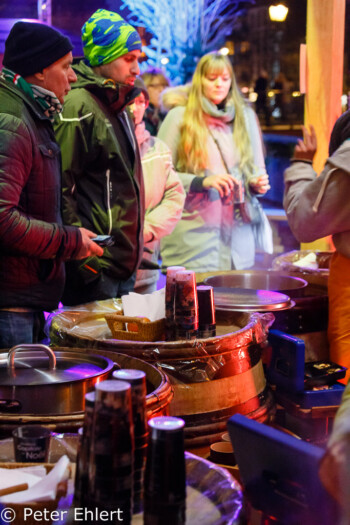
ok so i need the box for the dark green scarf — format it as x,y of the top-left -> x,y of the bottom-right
2,67 -> 62,122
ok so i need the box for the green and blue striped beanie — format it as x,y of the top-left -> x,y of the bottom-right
82,9 -> 142,67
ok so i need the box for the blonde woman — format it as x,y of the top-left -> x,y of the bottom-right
158,52 -> 271,271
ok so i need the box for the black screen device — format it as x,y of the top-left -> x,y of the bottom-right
228,414 -> 340,525
92,235 -> 115,247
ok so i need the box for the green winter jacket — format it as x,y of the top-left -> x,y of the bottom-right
0,78 -> 82,311
54,61 -> 144,305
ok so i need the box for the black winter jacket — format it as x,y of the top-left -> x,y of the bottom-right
54,61 -> 145,305
0,78 -> 82,310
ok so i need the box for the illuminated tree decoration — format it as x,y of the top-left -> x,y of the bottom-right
108,0 -> 254,83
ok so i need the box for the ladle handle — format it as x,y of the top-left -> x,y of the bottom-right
7,344 -> 57,370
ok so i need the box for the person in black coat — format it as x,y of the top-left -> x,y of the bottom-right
254,69 -> 270,126
0,21 -> 102,348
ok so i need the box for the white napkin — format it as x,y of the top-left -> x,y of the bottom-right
15,466 -> 47,478
293,252 -> 318,269
0,469 -> 41,491
122,288 -> 165,322
0,455 -> 70,504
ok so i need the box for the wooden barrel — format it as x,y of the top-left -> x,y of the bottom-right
50,302 -> 275,446
0,349 -> 173,439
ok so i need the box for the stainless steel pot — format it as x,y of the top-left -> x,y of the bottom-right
0,344 -> 115,415
203,270 -> 308,298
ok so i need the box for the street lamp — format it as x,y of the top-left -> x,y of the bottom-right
219,47 -> 230,56
268,3 -> 289,77
269,4 -> 289,22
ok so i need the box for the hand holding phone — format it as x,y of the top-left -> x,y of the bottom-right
91,235 -> 115,247
76,228 -> 104,258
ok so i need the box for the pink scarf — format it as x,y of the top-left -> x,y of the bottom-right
204,114 -> 230,131
135,121 -> 150,148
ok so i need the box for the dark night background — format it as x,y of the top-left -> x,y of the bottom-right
0,0 -> 348,91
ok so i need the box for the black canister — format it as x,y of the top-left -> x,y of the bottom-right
12,425 -> 50,464
89,380 -> 134,524
197,285 -> 216,338
73,391 -> 95,508
144,416 -> 186,525
165,266 -> 186,340
174,270 -> 198,340
113,369 -> 148,514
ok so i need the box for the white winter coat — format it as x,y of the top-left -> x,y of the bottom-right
158,104 -> 267,271
135,129 -> 185,290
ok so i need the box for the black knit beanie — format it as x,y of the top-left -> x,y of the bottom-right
3,21 -> 73,77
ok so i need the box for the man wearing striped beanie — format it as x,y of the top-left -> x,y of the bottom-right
54,9 -> 145,306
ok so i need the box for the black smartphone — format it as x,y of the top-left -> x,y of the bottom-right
92,235 -> 115,247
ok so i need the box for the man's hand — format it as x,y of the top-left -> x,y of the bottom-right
293,124 -> 317,162
203,174 -> 235,198
76,228 -> 104,259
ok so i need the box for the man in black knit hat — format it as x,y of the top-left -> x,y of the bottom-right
0,21 -> 103,349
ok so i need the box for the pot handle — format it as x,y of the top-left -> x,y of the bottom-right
7,344 -> 57,370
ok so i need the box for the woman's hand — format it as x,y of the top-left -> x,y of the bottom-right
293,124 -> 317,162
203,174 -> 235,198
250,173 -> 271,194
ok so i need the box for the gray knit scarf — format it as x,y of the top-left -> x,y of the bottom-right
200,96 -> 235,122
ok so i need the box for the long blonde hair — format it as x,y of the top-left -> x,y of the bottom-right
177,52 -> 254,175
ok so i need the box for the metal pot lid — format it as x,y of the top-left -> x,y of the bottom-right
213,287 -> 293,312
0,344 -> 114,386
203,271 -> 308,296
